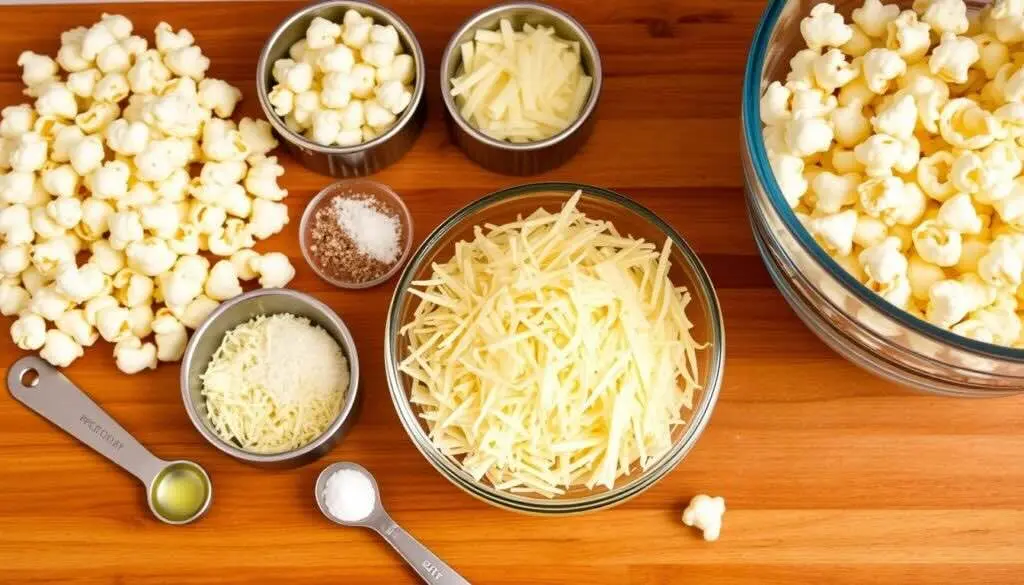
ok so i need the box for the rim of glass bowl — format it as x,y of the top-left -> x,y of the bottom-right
384,182 -> 726,514
743,0 -> 1024,362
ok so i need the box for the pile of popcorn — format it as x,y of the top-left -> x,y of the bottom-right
268,9 -> 416,147
0,14 -> 297,373
761,0 -> 1024,347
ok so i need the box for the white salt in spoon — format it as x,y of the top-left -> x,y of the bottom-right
315,462 -> 471,585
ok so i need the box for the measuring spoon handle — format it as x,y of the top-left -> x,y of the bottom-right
375,513 -> 472,585
6,356 -> 166,485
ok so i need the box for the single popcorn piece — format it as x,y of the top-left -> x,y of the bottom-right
811,171 -> 860,214
40,330 -> 84,368
175,294 -> 219,329
11,313 -> 47,350
937,193 -> 983,234
808,209 -> 858,256
858,175 -> 907,225
682,495 -> 726,542
978,235 -> 1024,288
929,32 -> 979,84
245,155 -> 288,200
55,262 -> 107,304
926,278 -> 976,327
801,3 -> 854,51
770,154 -> 808,207
164,45 -> 210,80
307,16 -> 343,49
921,0 -> 970,35
939,98 -> 1002,150
152,311 -> 187,362
0,280 -> 30,316
917,151 -> 957,201
760,81 -> 792,126
860,236 -> 908,285
238,118 -> 278,158
862,48 -> 907,93
886,10 -> 932,63
871,93 -> 917,139
250,252 -> 295,288
56,310 -> 98,347
113,336 -> 158,374
913,219 -> 963,267
854,133 -> 904,176
18,52 -> 59,89
204,260 -> 242,301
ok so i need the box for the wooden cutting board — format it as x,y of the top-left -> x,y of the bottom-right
1,1 -> 1022,583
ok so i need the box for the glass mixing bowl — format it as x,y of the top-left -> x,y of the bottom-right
743,0 -> 1024,396
384,183 -> 725,514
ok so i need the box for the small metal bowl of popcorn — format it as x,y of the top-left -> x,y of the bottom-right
440,2 -> 602,175
257,0 -> 426,177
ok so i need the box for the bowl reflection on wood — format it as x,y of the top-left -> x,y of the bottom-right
256,0 -> 427,177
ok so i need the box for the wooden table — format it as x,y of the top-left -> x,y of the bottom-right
1,1 -> 1022,583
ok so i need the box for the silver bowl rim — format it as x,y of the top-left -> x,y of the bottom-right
179,288 -> 361,464
256,0 -> 427,155
439,1 -> 603,152
383,182 -> 725,514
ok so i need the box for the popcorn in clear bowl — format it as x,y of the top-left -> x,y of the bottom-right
760,0 -> 1024,349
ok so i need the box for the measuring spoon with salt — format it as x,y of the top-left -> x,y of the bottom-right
6,356 -> 212,525
315,462 -> 471,585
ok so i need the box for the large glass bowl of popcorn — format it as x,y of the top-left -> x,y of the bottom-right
744,0 -> 1024,395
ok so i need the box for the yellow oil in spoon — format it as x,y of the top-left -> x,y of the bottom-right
151,462 -> 210,523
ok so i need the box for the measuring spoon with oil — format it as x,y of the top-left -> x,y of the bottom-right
6,356 -> 212,525
315,462 -> 472,585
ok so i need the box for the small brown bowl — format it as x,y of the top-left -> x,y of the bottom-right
299,178 -> 414,289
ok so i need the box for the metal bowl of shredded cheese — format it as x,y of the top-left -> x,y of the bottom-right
181,289 -> 360,467
385,183 -> 724,514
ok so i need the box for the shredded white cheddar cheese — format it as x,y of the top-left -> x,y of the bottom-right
450,20 -> 593,143
201,313 -> 349,454
400,191 -> 705,497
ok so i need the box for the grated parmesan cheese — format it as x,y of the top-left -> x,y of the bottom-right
201,313 -> 349,454
399,191 -> 705,497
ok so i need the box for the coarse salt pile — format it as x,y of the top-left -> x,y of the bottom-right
323,467 -> 376,522
333,196 -> 401,264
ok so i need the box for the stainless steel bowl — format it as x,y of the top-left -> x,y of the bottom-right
439,2 -> 602,175
385,183 -> 724,514
180,289 -> 361,466
257,0 -> 427,177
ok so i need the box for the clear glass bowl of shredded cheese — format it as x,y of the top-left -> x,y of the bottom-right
384,183 -> 725,514
744,0 -> 1024,395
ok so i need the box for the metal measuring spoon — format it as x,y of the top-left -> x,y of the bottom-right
6,356 -> 212,525
315,462 -> 471,585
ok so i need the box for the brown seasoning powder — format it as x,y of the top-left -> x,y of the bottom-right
309,193 -> 406,284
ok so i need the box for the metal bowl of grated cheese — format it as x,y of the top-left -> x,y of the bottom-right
385,183 -> 725,514
180,289 -> 360,467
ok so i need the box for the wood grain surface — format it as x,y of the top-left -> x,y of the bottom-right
1,1 -> 1022,584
